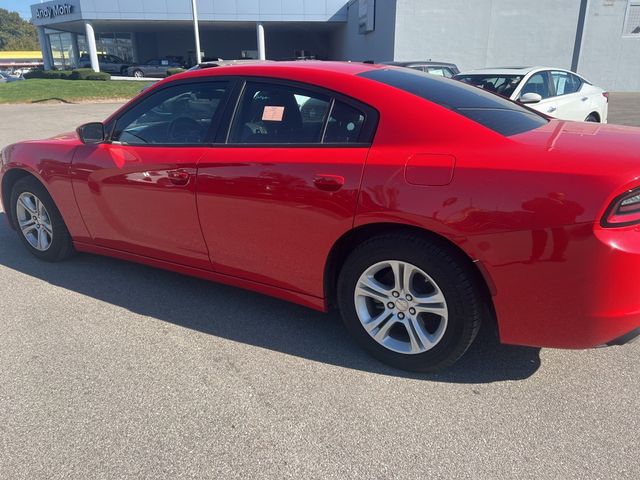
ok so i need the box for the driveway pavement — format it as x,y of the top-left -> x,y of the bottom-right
0,98 -> 638,479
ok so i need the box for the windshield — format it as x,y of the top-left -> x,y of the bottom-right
359,68 -> 547,137
454,74 -> 523,98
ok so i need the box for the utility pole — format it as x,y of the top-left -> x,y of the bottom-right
191,0 -> 202,64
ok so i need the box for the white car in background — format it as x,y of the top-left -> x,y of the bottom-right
454,67 -> 608,123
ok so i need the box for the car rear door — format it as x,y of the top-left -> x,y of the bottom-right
550,71 -> 588,121
196,79 -> 377,297
71,80 -> 230,269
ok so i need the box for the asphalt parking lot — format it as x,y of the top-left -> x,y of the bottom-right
0,97 -> 638,479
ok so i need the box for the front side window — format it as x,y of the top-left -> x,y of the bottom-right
551,71 -> 582,96
520,72 -> 553,99
112,82 -> 228,145
229,82 -> 331,144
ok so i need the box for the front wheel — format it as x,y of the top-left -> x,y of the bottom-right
10,176 -> 74,262
337,234 -> 483,372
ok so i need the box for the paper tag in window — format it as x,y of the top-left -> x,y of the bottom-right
262,106 -> 285,121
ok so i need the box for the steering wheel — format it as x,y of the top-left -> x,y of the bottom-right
167,117 -> 203,144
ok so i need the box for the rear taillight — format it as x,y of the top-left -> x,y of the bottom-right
602,92 -> 609,103
602,189 -> 640,227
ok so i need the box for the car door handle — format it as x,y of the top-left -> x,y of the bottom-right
313,174 -> 344,192
581,97 -> 589,101
167,169 -> 190,185
547,106 -> 557,113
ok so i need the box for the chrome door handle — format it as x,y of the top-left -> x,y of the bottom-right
547,106 -> 557,113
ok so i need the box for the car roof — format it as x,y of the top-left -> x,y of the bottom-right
456,66 -> 540,76
382,61 -> 458,68
173,60 -> 387,80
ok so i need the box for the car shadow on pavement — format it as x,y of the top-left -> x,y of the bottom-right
0,213 -> 541,383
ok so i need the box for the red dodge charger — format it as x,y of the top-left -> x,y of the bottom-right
2,62 -> 639,371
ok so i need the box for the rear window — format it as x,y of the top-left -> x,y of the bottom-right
359,68 -> 547,136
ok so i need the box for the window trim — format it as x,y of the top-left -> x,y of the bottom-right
219,76 -> 379,148
106,75 -> 380,149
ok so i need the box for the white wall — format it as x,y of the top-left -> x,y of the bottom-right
393,0 -> 581,71
578,0 -> 640,91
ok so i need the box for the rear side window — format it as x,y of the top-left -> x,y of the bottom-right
229,82 -> 331,144
228,81 -> 374,145
360,68 -> 547,136
324,101 -> 365,143
551,71 -> 583,96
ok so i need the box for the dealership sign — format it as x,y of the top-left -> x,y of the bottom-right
34,3 -> 73,20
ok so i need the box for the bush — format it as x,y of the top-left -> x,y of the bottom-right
69,68 -> 110,81
24,68 -> 110,81
24,69 -> 72,79
166,68 -> 186,77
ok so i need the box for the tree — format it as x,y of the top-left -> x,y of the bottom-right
0,9 -> 39,51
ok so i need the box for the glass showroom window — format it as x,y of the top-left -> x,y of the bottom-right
77,33 -> 134,62
46,30 -> 74,69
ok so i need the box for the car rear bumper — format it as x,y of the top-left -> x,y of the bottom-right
474,223 -> 640,349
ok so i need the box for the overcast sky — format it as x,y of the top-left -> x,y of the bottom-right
4,0 -> 34,20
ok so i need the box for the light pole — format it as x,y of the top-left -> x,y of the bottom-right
191,0 -> 202,64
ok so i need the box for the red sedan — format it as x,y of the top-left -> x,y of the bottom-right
1,62 -> 639,371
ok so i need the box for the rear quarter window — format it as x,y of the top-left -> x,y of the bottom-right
360,68 -> 548,136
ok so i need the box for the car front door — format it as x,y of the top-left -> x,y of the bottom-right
516,71 -> 558,118
196,79 -> 377,297
71,80 -> 230,269
143,59 -> 159,76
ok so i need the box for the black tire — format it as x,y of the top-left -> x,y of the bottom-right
585,113 -> 600,122
10,176 -> 74,262
337,234 -> 483,372
133,69 -> 144,78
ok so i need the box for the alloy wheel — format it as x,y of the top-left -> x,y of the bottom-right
354,260 -> 448,354
15,192 -> 53,251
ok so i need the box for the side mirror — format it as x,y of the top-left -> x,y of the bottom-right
77,122 -> 105,144
519,92 -> 543,104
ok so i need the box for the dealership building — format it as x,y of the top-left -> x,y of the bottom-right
31,0 -> 640,90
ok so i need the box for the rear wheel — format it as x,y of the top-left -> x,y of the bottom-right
10,176 -> 74,262
585,113 -> 600,122
133,69 -> 144,78
337,234 -> 483,372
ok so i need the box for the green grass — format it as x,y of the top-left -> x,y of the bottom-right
0,79 -> 146,104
